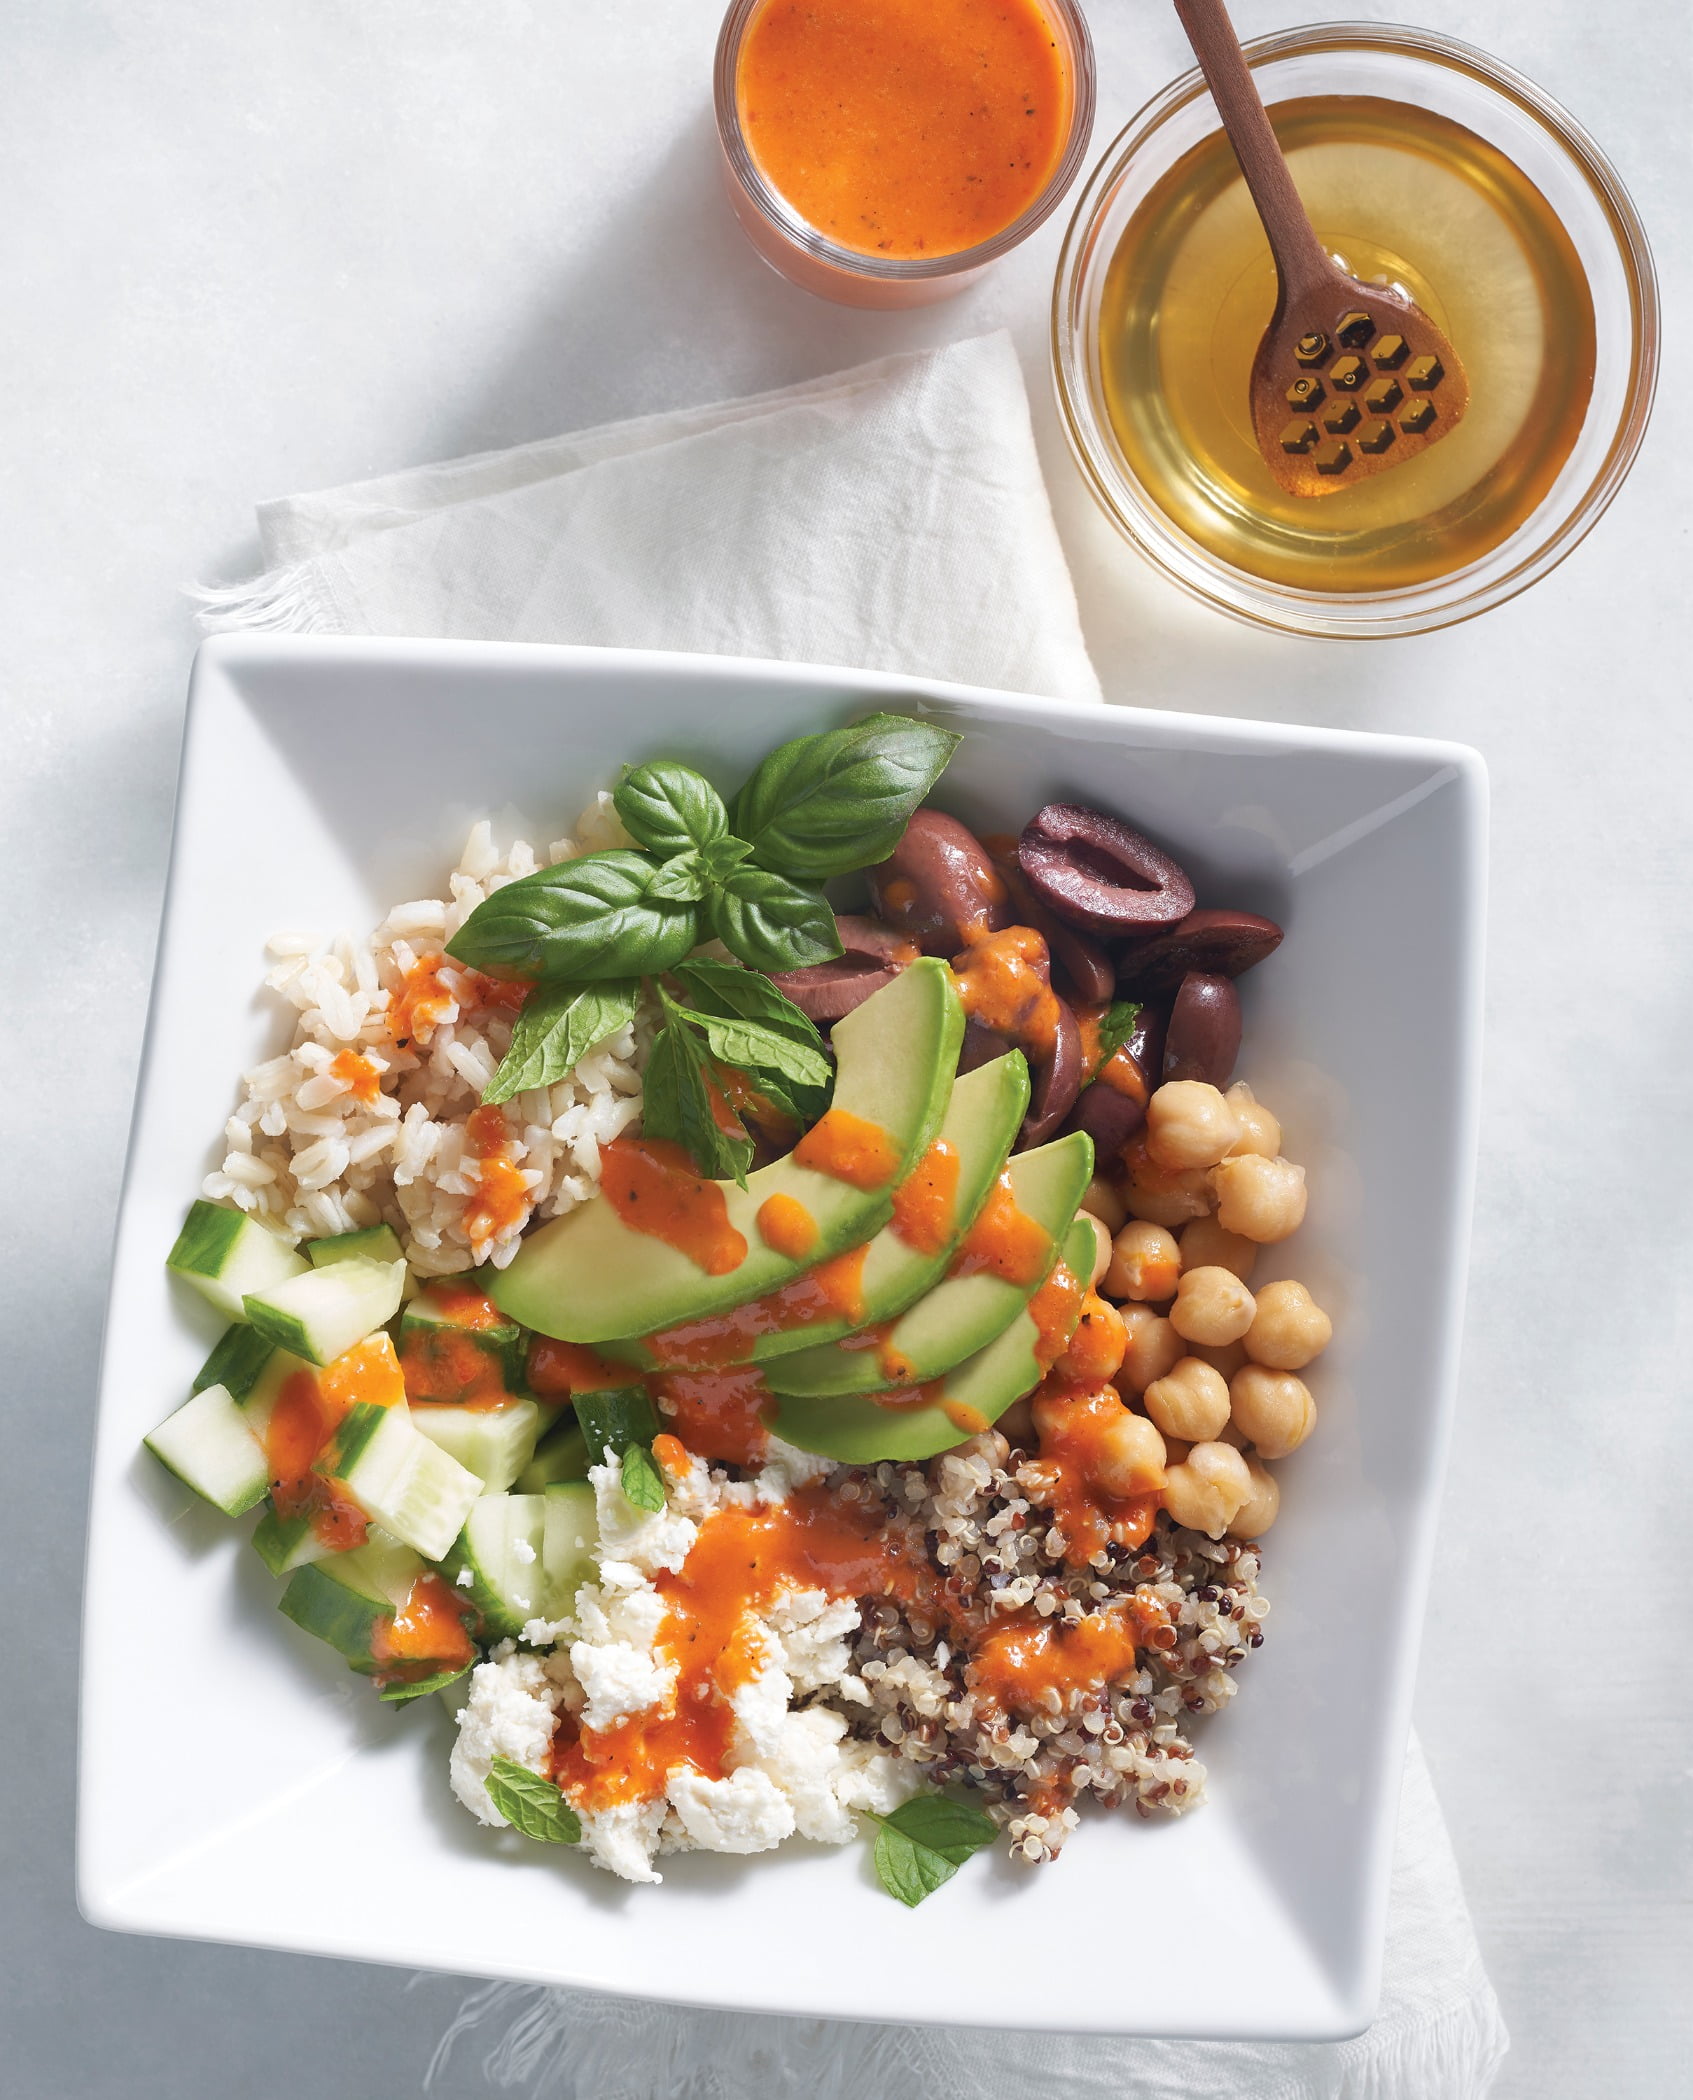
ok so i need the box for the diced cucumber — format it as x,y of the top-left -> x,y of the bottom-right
167,1201 -> 306,1322
191,1324 -> 275,1401
318,1400 -> 482,1561
251,1504 -> 339,1577
411,1400 -> 541,1492
398,1281 -> 526,1402
309,1224 -> 405,1269
543,1482 -> 598,1620
441,1493 -> 550,1640
436,1668 -> 478,1718
575,1388 -> 662,1466
380,1665 -> 470,1705
144,1384 -> 268,1517
243,1256 -> 405,1367
278,1532 -> 424,1669
515,1417 -> 590,1492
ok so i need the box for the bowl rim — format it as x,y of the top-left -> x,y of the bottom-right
1050,19 -> 1661,640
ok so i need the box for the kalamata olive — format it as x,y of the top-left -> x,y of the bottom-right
764,915 -> 915,1023
958,1019 -> 1015,1074
1115,908 -> 1284,994
985,845 -> 1116,1004
1163,972 -> 1242,1088
1022,996 -> 1084,1148
1018,804 -> 1196,935
1065,1000 -> 1165,1153
867,810 -> 1010,957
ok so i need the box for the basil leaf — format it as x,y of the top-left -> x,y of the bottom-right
697,835 -> 754,882
621,1441 -> 666,1513
378,1665 -> 471,1706
706,865 -> 842,973
673,1006 -> 832,1092
447,850 -> 698,983
730,712 -> 963,879
482,979 -> 642,1105
614,759 -> 729,857
647,852 -> 709,904
668,958 -> 827,1056
485,1756 -> 582,1845
1094,999 -> 1144,1074
869,1795 -> 998,1907
642,1008 -> 755,1187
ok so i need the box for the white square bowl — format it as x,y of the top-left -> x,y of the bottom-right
80,634 -> 1486,2039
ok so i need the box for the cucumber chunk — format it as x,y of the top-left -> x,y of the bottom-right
317,1400 -> 482,1561
278,1532 -> 423,1669
441,1484 -> 600,1639
191,1324 -> 275,1401
575,1388 -> 662,1466
308,1224 -> 405,1269
543,1482 -> 598,1620
515,1418 -> 590,1492
167,1201 -> 306,1322
243,1256 -> 405,1367
252,1505 -> 338,1577
398,1281 -> 526,1401
144,1384 -> 268,1517
410,1400 -> 541,1492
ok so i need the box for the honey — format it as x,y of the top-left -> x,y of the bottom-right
1098,96 -> 1596,592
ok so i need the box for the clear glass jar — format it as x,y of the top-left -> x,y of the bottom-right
715,0 -> 1096,310
1052,24 -> 1658,638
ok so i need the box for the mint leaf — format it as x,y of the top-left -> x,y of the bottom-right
482,978 -> 641,1105
485,1756 -> 582,1844
869,1795 -> 998,1907
378,1665 -> 471,1705
621,1441 -> 666,1512
613,759 -> 729,857
669,959 -> 827,1052
1094,999 -> 1144,1074
730,713 -> 962,880
643,997 -> 755,1186
674,1007 -> 832,1092
447,850 -> 697,983
706,864 -> 841,973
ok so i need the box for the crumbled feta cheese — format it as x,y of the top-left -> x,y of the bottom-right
590,1459 -> 698,1577
667,1766 -> 795,1854
571,1634 -> 676,1733
449,1650 -> 560,1827
576,1798 -> 668,1885
511,1535 -> 536,1565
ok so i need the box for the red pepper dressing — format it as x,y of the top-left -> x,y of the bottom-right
952,925 -> 1060,1059
370,1572 -> 477,1679
652,1364 -> 774,1469
265,1334 -> 405,1549
950,1171 -> 1051,1286
527,1336 -> 642,1399
329,1048 -> 380,1103
601,1135 -> 749,1276
643,1244 -> 868,1369
463,1104 -> 532,1251
889,1137 -> 961,1254
756,1192 -> 819,1262
792,1108 -> 900,1190
1023,1382 -> 1161,1564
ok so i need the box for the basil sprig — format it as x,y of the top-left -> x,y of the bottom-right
642,992 -> 757,1188
731,712 -> 962,879
868,1793 -> 998,1907
447,850 -> 698,982
613,758 -> 730,858
485,1756 -> 582,1844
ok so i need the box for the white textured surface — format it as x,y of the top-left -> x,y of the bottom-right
1,2 -> 1686,2096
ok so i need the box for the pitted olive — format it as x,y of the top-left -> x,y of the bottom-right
1162,972 -> 1242,1088
1017,804 -> 1196,935
867,810 -> 1010,957
764,915 -> 916,1023
1115,909 -> 1284,994
1022,995 -> 1085,1147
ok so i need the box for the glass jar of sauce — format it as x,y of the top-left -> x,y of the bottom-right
715,0 -> 1096,308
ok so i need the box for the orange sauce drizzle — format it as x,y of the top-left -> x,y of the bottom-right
266,1334 -> 404,1549
1077,1004 -> 1151,1101
329,1048 -> 380,1103
1022,1383 -> 1161,1566
601,1135 -> 749,1276
399,1283 -> 519,1408
870,1376 -> 945,1413
792,1108 -> 900,1190
463,1104 -> 532,1250
527,1337 -> 639,1399
552,1486 -> 927,1811
388,953 -> 530,1050
890,1137 -> 961,1254
969,1603 -> 1141,1712
371,1572 -> 477,1675
950,1172 -> 1051,1286
952,925 -> 1060,1059
840,1320 -> 919,1384
652,1364 -> 774,1469
1028,1259 -> 1087,1372
643,1244 -> 868,1369
756,1192 -> 819,1262
943,1400 -> 992,1438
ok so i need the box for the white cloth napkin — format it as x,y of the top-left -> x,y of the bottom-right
204,332 -> 1506,2100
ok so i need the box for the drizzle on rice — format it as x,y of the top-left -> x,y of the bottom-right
202,796 -> 652,1275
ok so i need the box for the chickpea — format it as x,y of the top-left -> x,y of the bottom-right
1210,1154 -> 1307,1244
1229,1453 -> 1280,1537
1171,1265 -> 1256,1347
1145,1081 -> 1241,1173
1030,1385 -> 1078,1444
1161,1441 -> 1252,1539
1142,1355 -> 1231,1442
1077,1210 -> 1114,1290
1079,1175 -> 1128,1236
1117,1303 -> 1183,1394
1229,1364 -> 1316,1459
1056,1294 -> 1128,1385
1178,1213 -> 1259,1284
1103,1219 -> 1181,1303
1091,1408 -> 1167,1498
1123,1175 -> 1214,1230
1188,1337 -> 1247,1381
1244,1279 -> 1333,1371
1224,1082 -> 1281,1159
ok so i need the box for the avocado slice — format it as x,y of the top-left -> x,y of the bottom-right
602,1051 -> 1032,1371
763,1130 -> 1094,1400
490,958 -> 965,1344
770,1216 -> 1097,1463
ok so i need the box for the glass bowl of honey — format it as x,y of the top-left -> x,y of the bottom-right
1052,23 -> 1658,638
716,0 -> 1096,309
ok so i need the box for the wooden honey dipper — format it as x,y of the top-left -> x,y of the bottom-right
1172,0 -> 1469,497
